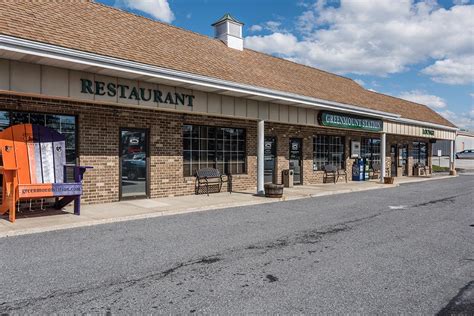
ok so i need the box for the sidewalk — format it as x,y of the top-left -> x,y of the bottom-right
0,174 -> 456,238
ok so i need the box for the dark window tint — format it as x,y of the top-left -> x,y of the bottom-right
361,138 -> 381,168
313,135 -> 345,171
183,124 -> 246,176
413,141 -> 428,165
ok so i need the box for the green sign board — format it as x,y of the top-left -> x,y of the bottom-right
319,111 -> 383,132
422,128 -> 435,136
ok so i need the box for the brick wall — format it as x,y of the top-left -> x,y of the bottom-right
0,94 -> 258,204
0,94 -> 433,205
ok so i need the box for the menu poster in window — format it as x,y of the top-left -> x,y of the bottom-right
264,141 -> 273,156
351,140 -> 361,158
290,140 -> 300,160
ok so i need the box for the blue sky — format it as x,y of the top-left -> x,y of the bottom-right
99,0 -> 474,130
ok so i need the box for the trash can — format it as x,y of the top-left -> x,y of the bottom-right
282,169 -> 294,188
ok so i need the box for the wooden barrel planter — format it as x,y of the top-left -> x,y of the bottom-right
264,183 -> 284,198
383,176 -> 395,184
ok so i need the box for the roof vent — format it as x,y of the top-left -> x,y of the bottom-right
212,14 -> 244,51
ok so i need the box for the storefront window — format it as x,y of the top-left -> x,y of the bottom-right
0,110 -> 77,164
313,135 -> 345,171
361,138 -> 381,167
413,141 -> 428,165
183,125 -> 246,176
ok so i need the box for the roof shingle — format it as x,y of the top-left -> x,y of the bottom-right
0,1 -> 455,128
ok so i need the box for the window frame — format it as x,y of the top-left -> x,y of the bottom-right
312,134 -> 345,171
361,137 -> 381,168
183,124 -> 247,177
412,141 -> 428,165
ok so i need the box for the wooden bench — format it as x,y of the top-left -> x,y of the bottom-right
0,124 -> 91,222
323,165 -> 348,183
194,168 -> 231,196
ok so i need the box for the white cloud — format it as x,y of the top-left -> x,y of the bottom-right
248,21 -> 285,33
116,0 -> 175,23
244,0 -> 474,84
421,56 -> 474,85
245,33 -> 299,56
264,21 -> 283,32
438,108 -> 474,130
249,25 -> 263,32
399,90 -> 447,109
398,90 -> 473,130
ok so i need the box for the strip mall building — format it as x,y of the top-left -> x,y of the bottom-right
0,2 -> 458,203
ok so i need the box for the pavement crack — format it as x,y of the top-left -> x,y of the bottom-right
411,192 -> 470,208
244,213 -> 383,255
0,255 -> 222,313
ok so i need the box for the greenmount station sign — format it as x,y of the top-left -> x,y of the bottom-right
80,79 -> 195,107
319,111 -> 383,132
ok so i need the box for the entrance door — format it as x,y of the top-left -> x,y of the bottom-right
289,138 -> 303,185
390,145 -> 397,177
264,137 -> 276,183
399,144 -> 408,176
120,128 -> 149,199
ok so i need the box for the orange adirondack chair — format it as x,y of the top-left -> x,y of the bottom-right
0,124 -> 90,222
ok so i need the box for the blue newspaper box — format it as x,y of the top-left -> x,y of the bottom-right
352,158 -> 365,181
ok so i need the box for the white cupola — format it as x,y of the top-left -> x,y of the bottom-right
212,13 -> 244,51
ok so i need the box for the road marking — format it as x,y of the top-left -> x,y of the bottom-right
389,205 -> 407,210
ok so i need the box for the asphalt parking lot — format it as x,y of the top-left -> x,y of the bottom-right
0,175 -> 473,314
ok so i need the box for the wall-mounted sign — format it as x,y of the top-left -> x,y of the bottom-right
422,128 -> 435,136
351,140 -> 361,158
319,111 -> 383,132
80,79 -> 195,107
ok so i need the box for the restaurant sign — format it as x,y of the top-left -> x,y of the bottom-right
319,111 -> 383,132
80,79 -> 195,107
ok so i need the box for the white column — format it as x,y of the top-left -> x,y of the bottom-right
257,120 -> 265,195
380,132 -> 386,183
449,140 -> 455,173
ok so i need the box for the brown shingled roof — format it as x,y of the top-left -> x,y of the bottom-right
0,1 -> 455,128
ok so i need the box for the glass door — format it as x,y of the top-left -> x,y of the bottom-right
264,137 -> 276,183
399,144 -> 408,176
120,128 -> 149,199
289,138 -> 303,185
390,145 -> 397,177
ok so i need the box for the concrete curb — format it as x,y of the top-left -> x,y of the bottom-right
0,175 -> 457,238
